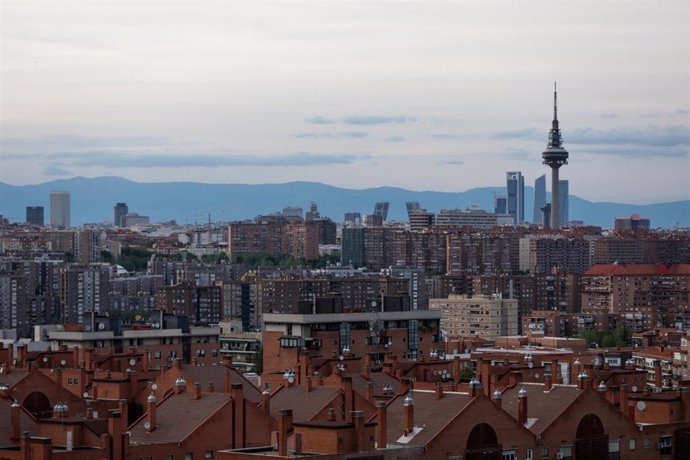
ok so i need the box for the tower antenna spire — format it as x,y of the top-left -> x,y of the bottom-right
553,81 -> 558,122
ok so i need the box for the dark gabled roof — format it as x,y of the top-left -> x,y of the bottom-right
129,392 -> 231,445
501,383 -> 583,435
269,385 -> 341,423
0,398 -> 37,448
382,390 -> 473,447
181,365 -> 261,403
0,370 -> 29,388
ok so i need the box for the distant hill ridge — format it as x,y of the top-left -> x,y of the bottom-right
0,176 -> 688,228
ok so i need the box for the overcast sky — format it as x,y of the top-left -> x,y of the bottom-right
1,1 -> 688,203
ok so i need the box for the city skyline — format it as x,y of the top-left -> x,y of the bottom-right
1,2 -> 688,204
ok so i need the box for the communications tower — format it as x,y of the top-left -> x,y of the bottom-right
541,83 -> 569,229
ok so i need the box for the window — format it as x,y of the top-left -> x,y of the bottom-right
205,452 -> 213,460
628,438 -> 636,451
339,323 -> 351,350
541,447 -> 549,459
165,455 -> 174,460
559,446 -> 573,460
525,448 -> 533,460
502,450 -> 516,460
155,351 -> 161,359
184,454 -> 193,460
608,440 -> 619,460
659,435 -> 672,455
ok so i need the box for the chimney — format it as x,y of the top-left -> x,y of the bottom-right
552,359 -> 562,384
262,389 -> 271,414
376,401 -> 387,448
278,409 -> 293,457
619,382 -> 629,417
146,392 -> 157,432
174,358 -> 183,370
83,348 -> 94,371
435,381 -> 444,400
294,433 -> 302,456
469,377 -> 482,397
208,382 -> 215,393
403,393 -> 414,435
366,381 -> 374,401
17,345 -> 27,369
509,371 -> 522,387
351,411 -> 365,451
544,374 -> 552,391
85,407 -> 94,420
400,377 -> 413,395
192,357 -> 198,367
654,360 -> 663,388
362,365 -> 370,380
224,368 -> 231,393
327,407 -> 336,422
193,382 -> 202,400
118,399 -> 129,432
577,369 -> 587,390
452,357 -> 462,382
10,401 -> 20,441
304,375 -> 313,392
342,376 -> 354,420
231,383 -> 245,449
316,373 -> 324,386
518,386 -> 528,426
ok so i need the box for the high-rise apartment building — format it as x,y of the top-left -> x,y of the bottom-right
113,202 -> 128,227
559,180 -> 569,227
26,206 -> 44,226
429,294 -> 518,339
533,174 -> 546,224
615,214 -> 651,231
49,191 -> 70,228
506,171 -> 524,224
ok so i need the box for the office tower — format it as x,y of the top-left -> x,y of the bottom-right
559,180 -> 569,227
113,202 -> 128,227
26,206 -> 44,226
282,206 -> 303,221
305,202 -> 320,221
494,195 -> 507,215
533,174 -> 546,224
344,212 -> 361,225
374,202 -> 389,221
49,191 -> 70,228
542,83 -> 569,230
614,214 -> 651,231
406,201 -> 421,218
506,171 -> 524,224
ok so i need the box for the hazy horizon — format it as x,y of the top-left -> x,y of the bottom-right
2,1 -> 689,204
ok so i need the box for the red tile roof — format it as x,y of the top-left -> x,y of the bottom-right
129,392 -> 231,445
381,390 -> 474,447
181,366 -> 261,403
0,370 -> 29,388
500,383 -> 583,435
584,264 -> 690,276
268,384 -> 341,423
0,397 -> 37,448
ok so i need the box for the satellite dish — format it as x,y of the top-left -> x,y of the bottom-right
151,384 -> 158,390
144,422 -> 151,430
82,392 -> 89,398
135,314 -> 142,321
287,375 -> 295,384
339,355 -> 344,361
85,325 -> 92,331
98,323 -> 106,330
371,301 -> 377,307
637,401 -> 646,411
534,373 -> 540,379
528,362 -> 533,369
129,358 -> 136,366
631,385 -> 639,393
60,360 -> 66,366
433,370 -> 438,376
43,357 -> 48,363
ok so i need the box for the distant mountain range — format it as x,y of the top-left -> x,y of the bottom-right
0,176 -> 688,228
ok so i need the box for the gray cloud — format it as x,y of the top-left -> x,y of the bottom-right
304,116 -> 336,125
577,144 -> 688,158
437,159 -> 464,165
341,115 -> 415,125
569,125 -> 689,147
490,128 -> 539,140
35,152 -> 371,168
295,133 -> 337,139
639,110 -> 690,119
43,164 -> 73,176
1,135 -> 168,152
387,136 -> 404,142
342,132 -> 368,138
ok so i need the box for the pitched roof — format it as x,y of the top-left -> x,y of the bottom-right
0,369 -> 29,388
269,384 -> 341,423
351,372 -> 401,399
0,398 -> 37,448
500,383 -> 583,435
182,366 -> 261,403
129,392 -> 231,445
584,264 -> 690,277
382,390 -> 473,447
